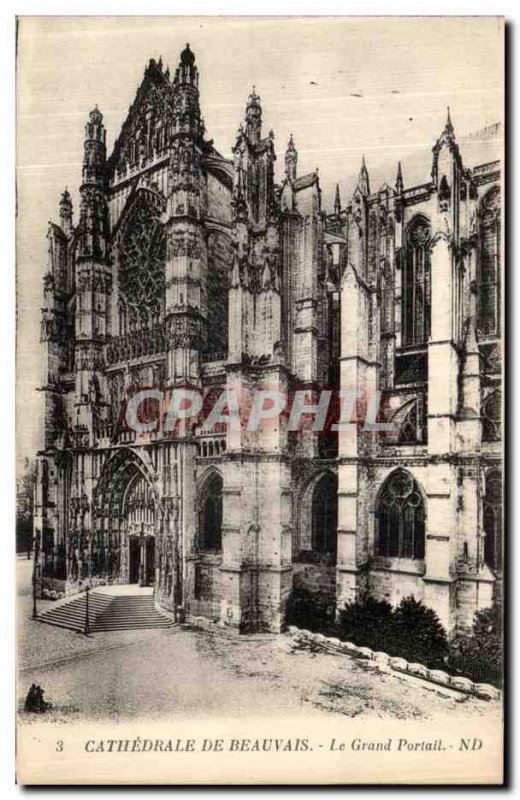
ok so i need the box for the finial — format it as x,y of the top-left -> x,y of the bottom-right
180,43 -> 195,67
358,154 -> 370,194
248,85 -> 261,105
89,105 -> 103,124
447,106 -> 452,129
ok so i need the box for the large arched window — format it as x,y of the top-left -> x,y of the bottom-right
483,470 -> 502,572
311,473 -> 338,554
478,187 -> 501,337
199,472 -> 223,551
402,216 -> 431,346
205,232 -> 230,359
118,195 -> 166,333
376,469 -> 425,559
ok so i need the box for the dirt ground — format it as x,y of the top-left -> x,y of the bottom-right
17,557 -> 501,726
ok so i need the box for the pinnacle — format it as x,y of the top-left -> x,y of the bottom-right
180,43 -> 195,67
334,183 -> 341,214
396,160 -> 403,190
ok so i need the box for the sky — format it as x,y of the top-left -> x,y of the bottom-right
16,16 -> 504,472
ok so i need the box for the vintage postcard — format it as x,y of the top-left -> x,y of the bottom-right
16,16 -> 504,784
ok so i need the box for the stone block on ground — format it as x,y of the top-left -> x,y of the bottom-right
474,683 -> 500,700
389,657 -> 408,671
427,669 -> 451,685
407,662 -> 428,678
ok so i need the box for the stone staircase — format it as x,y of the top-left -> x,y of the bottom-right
36,591 -> 112,632
37,590 -> 174,633
94,594 -> 173,632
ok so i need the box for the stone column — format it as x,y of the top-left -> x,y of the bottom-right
427,233 -> 458,454
336,263 -> 369,607
424,233 -> 458,631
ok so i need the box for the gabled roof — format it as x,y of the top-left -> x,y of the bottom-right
107,58 -> 176,181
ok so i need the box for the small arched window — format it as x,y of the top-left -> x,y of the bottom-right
402,216 -> 431,346
311,473 -> 338,554
199,472 -> 223,551
478,187 -> 501,337
376,469 -> 425,559
483,470 -> 502,572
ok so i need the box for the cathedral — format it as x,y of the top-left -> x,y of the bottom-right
34,44 -> 502,634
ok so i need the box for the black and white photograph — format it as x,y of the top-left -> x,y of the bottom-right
15,14 -> 504,784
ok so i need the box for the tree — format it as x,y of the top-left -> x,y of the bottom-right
338,596 -> 394,650
391,596 -> 449,665
450,603 -> 503,686
16,458 -> 36,553
286,586 -> 335,632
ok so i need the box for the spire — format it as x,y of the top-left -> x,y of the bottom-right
174,43 -> 198,90
334,184 -> 341,216
78,107 -> 108,261
395,160 -> 404,195
358,154 -> 370,195
431,106 -> 458,183
180,43 -> 195,67
285,134 -> 297,182
59,188 -> 73,234
173,44 -> 201,136
446,106 -> 453,134
245,87 -> 262,144
82,106 -> 106,187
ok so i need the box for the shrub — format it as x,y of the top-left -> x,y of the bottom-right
450,603 -> 503,687
391,596 -> 449,666
337,595 -> 448,667
286,586 -> 335,632
338,597 -> 394,651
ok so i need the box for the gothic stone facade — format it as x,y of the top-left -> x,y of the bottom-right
34,45 -> 502,634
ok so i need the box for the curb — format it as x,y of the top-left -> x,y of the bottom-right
286,626 -> 501,701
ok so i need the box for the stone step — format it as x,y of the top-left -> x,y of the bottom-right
93,622 -> 172,631
37,590 -> 173,633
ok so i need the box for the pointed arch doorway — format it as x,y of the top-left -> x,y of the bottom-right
121,471 -> 157,587
93,449 -> 161,587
